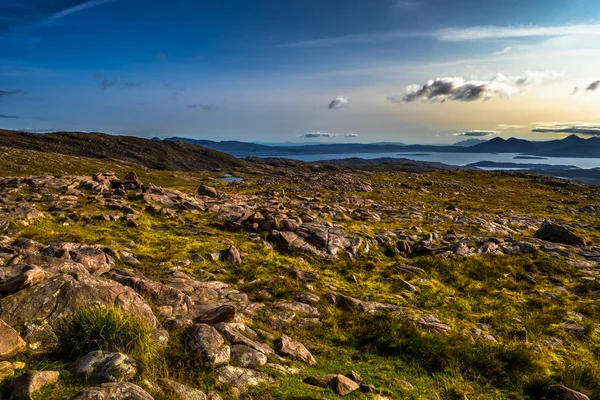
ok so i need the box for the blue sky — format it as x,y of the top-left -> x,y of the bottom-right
2,0 -> 600,143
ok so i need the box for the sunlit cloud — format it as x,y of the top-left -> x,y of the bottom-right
531,122 -> 600,136
328,96 -> 349,109
453,130 -> 496,137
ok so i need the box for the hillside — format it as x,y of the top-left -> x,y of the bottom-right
0,148 -> 598,400
0,129 -> 248,171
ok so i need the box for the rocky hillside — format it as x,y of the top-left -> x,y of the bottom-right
0,130 -> 248,172
0,150 -> 599,399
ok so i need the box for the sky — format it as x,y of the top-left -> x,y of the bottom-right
2,0 -> 600,144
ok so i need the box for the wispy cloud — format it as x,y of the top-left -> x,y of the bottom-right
532,122 -> 600,136
303,132 -> 338,138
454,130 -> 496,137
50,0 -> 118,20
345,133 -> 360,137
122,81 -> 142,89
0,90 -> 22,100
187,103 -> 215,111
0,114 -> 19,119
586,80 -> 600,91
286,24 -> 600,47
492,46 -> 512,56
393,1 -> 422,8
328,96 -> 348,109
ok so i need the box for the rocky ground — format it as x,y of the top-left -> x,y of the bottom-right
0,153 -> 599,399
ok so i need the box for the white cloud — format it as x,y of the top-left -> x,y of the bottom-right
390,71 -> 561,103
303,132 -> 337,138
328,96 -> 349,109
492,46 -> 512,56
453,130 -> 496,137
344,133 -> 360,137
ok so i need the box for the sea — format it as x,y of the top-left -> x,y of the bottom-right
281,152 -> 600,169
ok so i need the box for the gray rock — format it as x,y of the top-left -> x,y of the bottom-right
185,324 -> 230,368
215,366 -> 275,388
277,334 -> 317,365
0,264 -> 46,292
534,220 -> 585,246
159,378 -> 207,400
71,382 -> 153,400
71,351 -> 137,383
230,345 -> 268,368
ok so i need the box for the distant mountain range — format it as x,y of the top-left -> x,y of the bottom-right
453,139 -> 488,146
165,135 -> 600,158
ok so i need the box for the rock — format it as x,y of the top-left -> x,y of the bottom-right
207,392 -> 222,400
185,324 -> 230,368
71,382 -> 153,400
8,370 -> 59,400
549,385 -> 590,400
0,318 -> 26,359
0,272 -> 158,331
0,361 -> 15,381
303,374 -> 337,388
277,334 -> 317,365
226,245 -> 242,264
333,375 -> 360,396
70,247 -> 112,276
23,324 -> 59,353
198,185 -> 218,198
0,264 -> 46,292
230,344 -> 268,368
215,366 -> 275,388
71,351 -> 137,383
294,292 -> 320,305
291,269 -> 320,281
194,304 -> 236,325
346,371 -> 363,383
215,322 -> 274,356
159,378 -> 207,400
534,220 -> 585,246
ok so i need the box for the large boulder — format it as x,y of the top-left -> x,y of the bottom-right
198,186 -> 218,198
534,220 -> 585,246
71,382 -> 153,400
185,324 -> 230,368
8,370 -> 60,400
0,318 -> 25,359
71,351 -> 137,383
0,272 -> 158,331
230,345 -> 267,369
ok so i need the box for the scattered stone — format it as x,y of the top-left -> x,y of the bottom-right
277,334 -> 317,365
71,351 -> 137,383
332,375 -> 360,396
0,318 -> 26,359
230,344 -> 268,368
71,382 -> 154,400
215,366 -> 275,388
226,245 -> 242,264
185,324 -> 230,368
159,378 -> 208,400
198,185 -> 219,198
534,220 -> 585,246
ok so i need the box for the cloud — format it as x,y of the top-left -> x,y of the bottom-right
454,130 -> 496,137
122,81 -> 141,89
303,132 -> 337,138
493,46 -> 512,56
50,0 -> 118,20
345,133 -> 360,137
586,80 -> 600,91
187,103 -> 214,111
0,114 -> 19,119
393,1 -> 422,8
0,90 -> 22,100
391,71 -> 560,103
99,79 -> 117,89
531,123 -> 600,136
286,23 -> 600,47
328,96 -> 348,109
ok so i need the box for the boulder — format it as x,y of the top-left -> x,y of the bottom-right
277,334 -> 317,365
226,245 -> 242,264
0,264 -> 46,292
71,351 -> 137,383
185,324 -> 230,368
71,382 -> 153,400
198,186 -> 218,198
215,366 -> 275,388
332,374 -> 360,396
0,272 -> 158,331
159,378 -> 207,400
194,304 -> 236,325
23,324 -> 59,354
549,385 -> 590,400
0,318 -> 25,359
8,370 -> 60,400
534,220 -> 585,246
230,345 -> 268,369
70,248 -> 112,276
